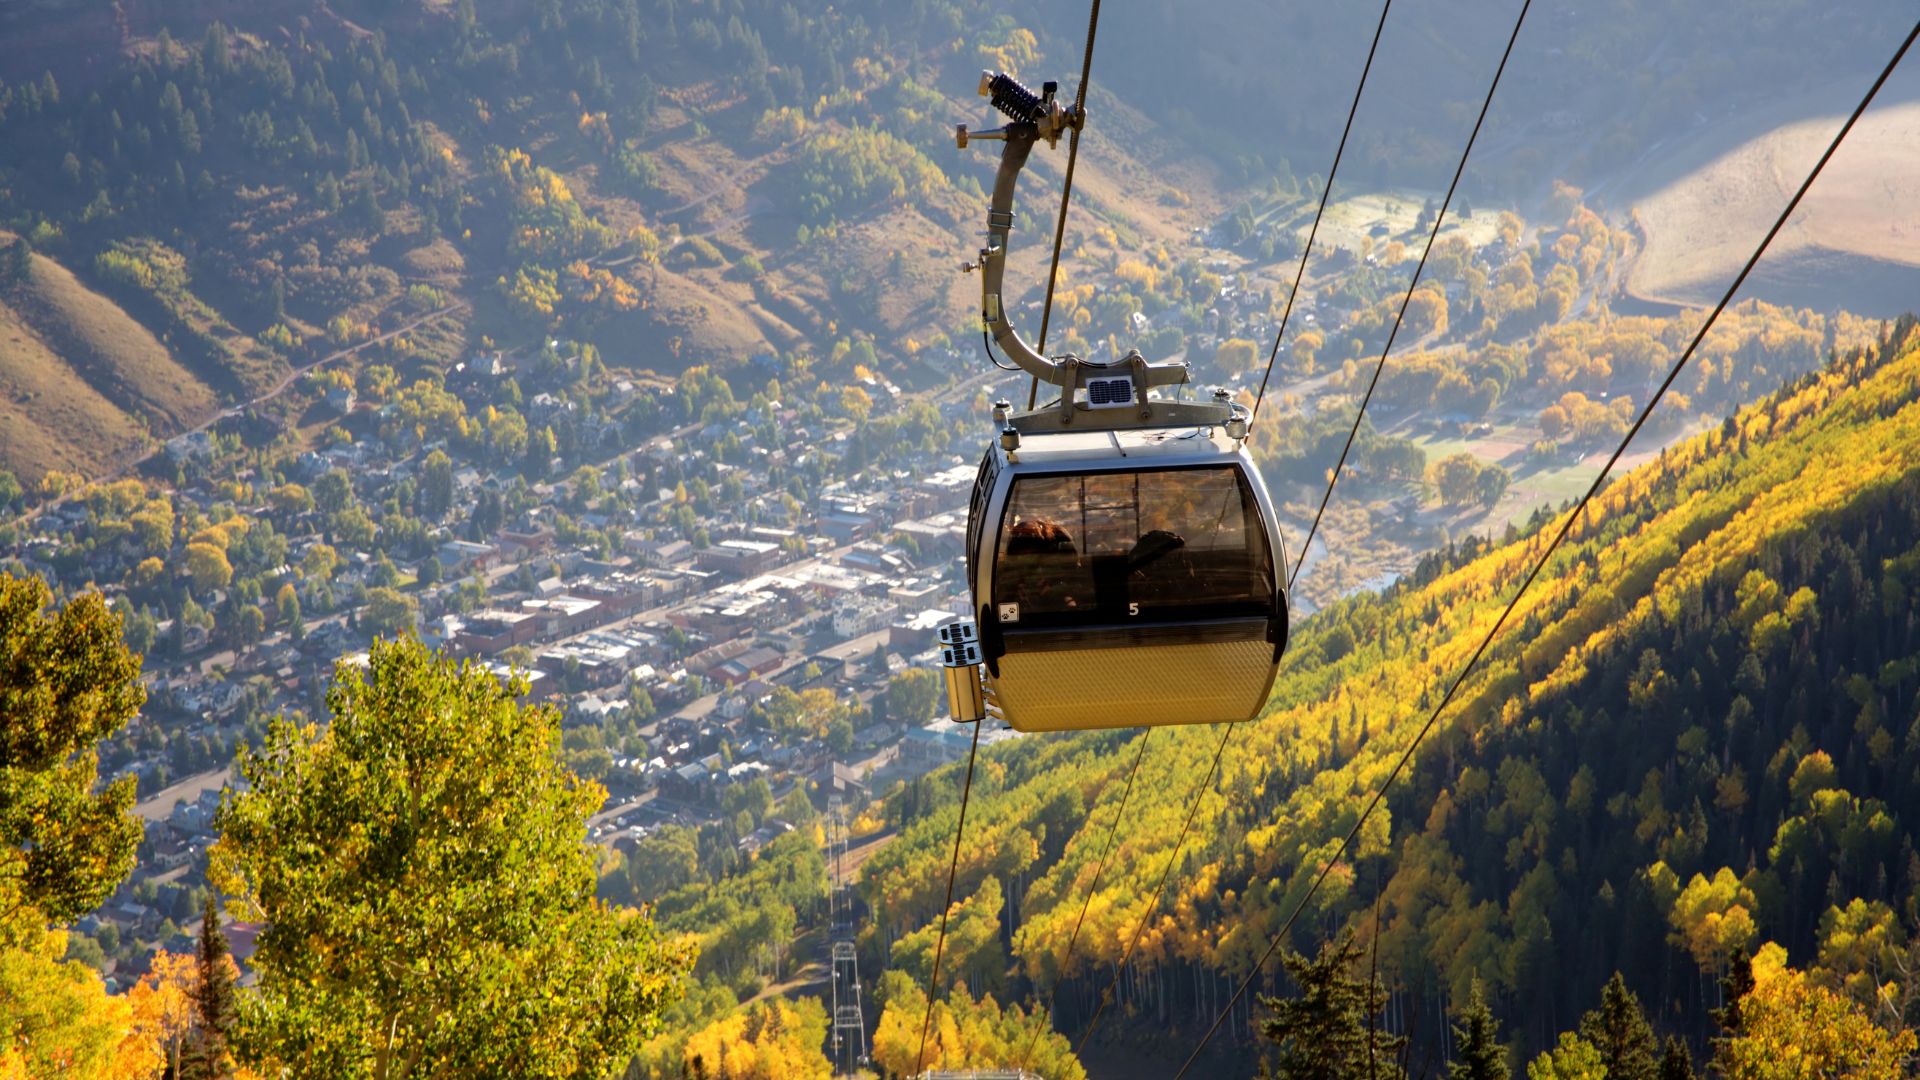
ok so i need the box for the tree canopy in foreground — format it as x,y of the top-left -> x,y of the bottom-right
212,636 -> 689,1078
0,572 -> 144,946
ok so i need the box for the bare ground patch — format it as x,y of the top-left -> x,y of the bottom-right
12,249 -> 219,432
0,294 -> 153,484
1628,100 -> 1920,314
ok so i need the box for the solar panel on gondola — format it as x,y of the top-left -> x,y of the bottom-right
1085,378 -> 1132,406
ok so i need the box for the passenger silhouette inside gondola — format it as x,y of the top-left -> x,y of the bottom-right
1002,517 -> 1081,610
1005,517 -> 1076,556
1128,528 -> 1185,570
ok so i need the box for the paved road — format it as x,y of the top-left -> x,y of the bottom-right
587,789 -> 659,832
134,766 -> 232,822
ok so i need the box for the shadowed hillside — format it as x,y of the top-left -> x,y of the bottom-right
1629,97 -> 1920,317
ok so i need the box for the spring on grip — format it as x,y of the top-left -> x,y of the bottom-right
987,72 -> 1046,124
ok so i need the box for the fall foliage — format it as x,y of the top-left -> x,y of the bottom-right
848,320 -> 1920,1061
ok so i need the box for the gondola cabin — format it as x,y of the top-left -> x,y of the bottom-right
937,69 -> 1290,731
965,412 -> 1289,732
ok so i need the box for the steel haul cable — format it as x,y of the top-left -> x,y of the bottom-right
1015,728 -> 1153,1073
1068,0 -> 1528,1052
933,8 -> 1105,1062
1250,0 -> 1394,431
1172,20 -> 1920,1076
1288,0 -> 1533,588
1003,0 -> 1366,1031
1071,721 -> 1234,1056
1026,0 -> 1101,410
913,715 -> 984,1076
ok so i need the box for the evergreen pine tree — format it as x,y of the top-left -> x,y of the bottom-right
0,236 -> 29,283
1448,979 -> 1508,1080
1577,972 -> 1659,1080
1658,1035 -> 1696,1080
1257,932 -> 1405,1080
354,182 -> 385,232
178,893 -> 236,1079
1708,948 -> 1755,1078
317,172 -> 341,213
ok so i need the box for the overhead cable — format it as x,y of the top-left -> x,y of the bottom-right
913,717 -> 985,1075
1250,0 -> 1395,431
1173,20 -> 1920,1075
1289,0 -> 1533,588
1027,0 -> 1102,409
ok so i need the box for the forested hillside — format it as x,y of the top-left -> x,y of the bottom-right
0,0 -> 1216,488
851,317 -> 1920,1071
0,0 -> 1909,491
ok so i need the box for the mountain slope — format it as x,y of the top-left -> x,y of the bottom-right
0,242 -> 221,483
1629,99 -> 1920,317
0,298 -> 151,484
857,317 -> 1920,1063
7,244 -> 220,423
0,0 -> 1245,493
0,0 -> 1911,497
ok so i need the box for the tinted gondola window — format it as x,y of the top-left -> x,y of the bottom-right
966,447 -> 999,578
993,466 -> 1275,628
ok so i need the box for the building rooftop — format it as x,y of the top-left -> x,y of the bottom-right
467,608 -> 536,629
922,464 -> 977,491
895,609 -> 961,633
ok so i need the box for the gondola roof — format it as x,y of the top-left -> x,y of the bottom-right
1001,425 -> 1241,466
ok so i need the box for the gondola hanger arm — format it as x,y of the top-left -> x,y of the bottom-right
958,71 -> 1189,400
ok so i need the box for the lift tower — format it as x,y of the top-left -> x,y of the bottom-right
830,940 -> 868,1074
825,798 -> 867,1075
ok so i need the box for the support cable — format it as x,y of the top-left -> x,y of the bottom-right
1249,0 -> 1394,429
1072,722 -> 1234,1055
1290,0 -> 1532,589
1173,22 -> 1919,1075
1027,0 -> 1102,410
913,717 -> 985,1076
1045,3 -> 1398,1053
1016,728 -> 1153,1073
1067,0 -> 1512,1045
1367,867 -> 1384,1080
